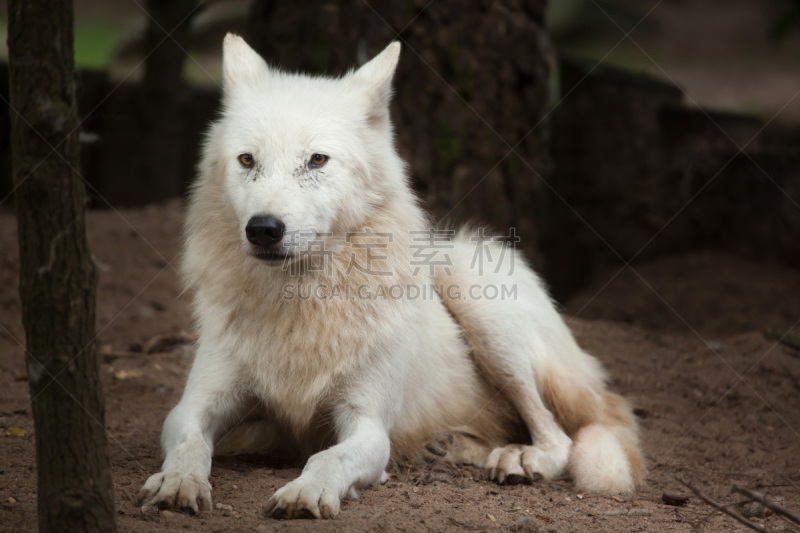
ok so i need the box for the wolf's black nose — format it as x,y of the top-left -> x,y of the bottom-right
245,215 -> 285,247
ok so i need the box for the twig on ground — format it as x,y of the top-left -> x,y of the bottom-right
732,486 -> 800,524
782,475 -> 800,493
782,365 -> 800,391
677,478 -> 776,533
447,516 -> 489,530
101,350 -> 149,361
764,328 -> 800,352
143,331 -> 198,354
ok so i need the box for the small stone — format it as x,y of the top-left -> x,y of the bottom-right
487,513 -> 496,522
510,516 -> 539,532
661,492 -> 689,506
215,503 -> 233,511
159,510 -> 178,520
738,500 -> 766,518
7,497 -> 17,503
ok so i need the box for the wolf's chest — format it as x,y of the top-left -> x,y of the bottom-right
231,306 -> 374,431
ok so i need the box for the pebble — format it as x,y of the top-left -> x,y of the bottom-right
510,516 -> 539,532
739,500 -> 765,518
661,492 -> 689,506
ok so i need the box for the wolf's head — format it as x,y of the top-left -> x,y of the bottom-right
202,34 -> 405,266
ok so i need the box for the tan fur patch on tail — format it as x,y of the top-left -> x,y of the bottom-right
599,392 -> 646,487
542,366 -> 647,491
602,393 -> 647,486
540,367 -> 603,437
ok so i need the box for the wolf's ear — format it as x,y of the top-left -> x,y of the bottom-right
222,33 -> 268,90
352,42 -> 401,112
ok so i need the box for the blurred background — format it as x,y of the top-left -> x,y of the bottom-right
0,0 -> 798,304
2,5 -> 799,530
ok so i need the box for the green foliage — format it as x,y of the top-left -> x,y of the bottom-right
73,25 -> 120,68
0,21 -> 120,68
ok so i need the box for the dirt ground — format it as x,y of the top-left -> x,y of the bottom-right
1,200 -> 799,532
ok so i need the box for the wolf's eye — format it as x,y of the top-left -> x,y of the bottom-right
238,153 -> 254,168
308,153 -> 329,168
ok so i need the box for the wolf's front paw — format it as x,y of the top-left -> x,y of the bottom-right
137,471 -> 212,515
265,477 -> 340,519
486,441 -> 571,485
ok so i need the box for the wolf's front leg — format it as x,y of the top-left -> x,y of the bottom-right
265,416 -> 390,519
138,344 -> 243,514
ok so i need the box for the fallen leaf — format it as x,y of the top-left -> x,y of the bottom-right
6,427 -> 27,437
114,369 -> 143,380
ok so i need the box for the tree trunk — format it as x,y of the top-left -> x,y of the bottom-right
7,0 -> 117,531
137,0 -> 198,203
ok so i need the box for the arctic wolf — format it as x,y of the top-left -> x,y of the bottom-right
138,34 -> 645,519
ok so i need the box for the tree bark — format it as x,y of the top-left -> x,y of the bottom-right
8,0 -> 117,531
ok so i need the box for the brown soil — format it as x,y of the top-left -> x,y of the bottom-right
1,201 -> 799,532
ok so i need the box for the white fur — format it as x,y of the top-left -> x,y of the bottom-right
137,35 -> 644,519
570,424 -> 635,493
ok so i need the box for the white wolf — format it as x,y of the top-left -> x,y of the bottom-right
138,34 -> 645,519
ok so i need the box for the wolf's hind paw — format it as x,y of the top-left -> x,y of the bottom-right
486,443 -> 569,485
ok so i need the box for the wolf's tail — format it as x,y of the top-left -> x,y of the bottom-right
566,392 -> 646,493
